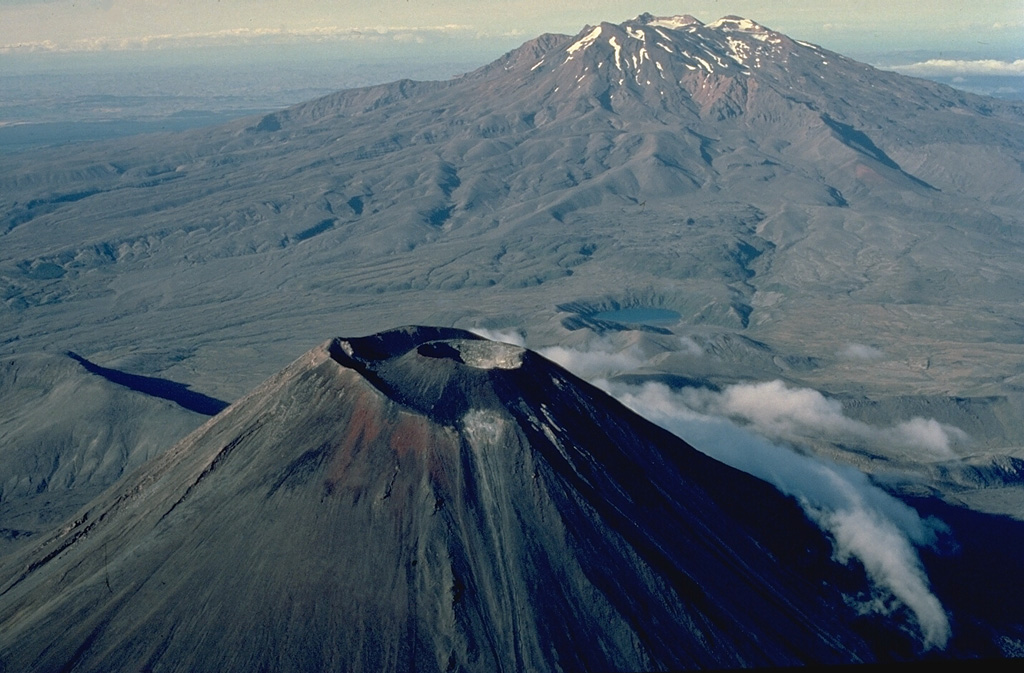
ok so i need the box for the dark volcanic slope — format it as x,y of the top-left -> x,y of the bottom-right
0,326 -> 919,672
0,352 -> 210,554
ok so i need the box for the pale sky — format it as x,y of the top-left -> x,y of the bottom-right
2,1 -> 1022,61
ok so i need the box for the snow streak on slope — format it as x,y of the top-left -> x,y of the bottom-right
565,25 -> 602,58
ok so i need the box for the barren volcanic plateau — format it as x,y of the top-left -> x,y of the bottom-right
2,11 -> 1024,669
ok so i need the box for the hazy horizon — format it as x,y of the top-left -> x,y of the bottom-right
3,2 -> 1022,63
2,3 -> 1022,150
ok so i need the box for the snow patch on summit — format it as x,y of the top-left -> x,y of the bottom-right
553,14 -> 797,82
709,16 -> 782,45
566,25 -> 602,58
726,37 -> 751,64
336,339 -> 355,358
645,15 -> 702,30
626,26 -> 646,42
708,16 -> 767,33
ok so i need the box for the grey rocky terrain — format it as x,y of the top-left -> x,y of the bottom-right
4,15 -> 1022,522
1,13 -> 1024,665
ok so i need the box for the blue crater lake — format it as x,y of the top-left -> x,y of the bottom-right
591,308 -> 680,325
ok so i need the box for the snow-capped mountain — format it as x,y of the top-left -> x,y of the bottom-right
501,13 -> 824,118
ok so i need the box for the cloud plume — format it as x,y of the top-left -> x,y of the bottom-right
539,340 -> 649,380
682,379 -> 966,459
606,380 -> 952,648
840,343 -> 884,361
470,328 -> 526,347
540,337 -> 956,647
890,58 -> 1024,77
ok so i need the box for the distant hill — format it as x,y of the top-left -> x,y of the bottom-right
2,13 -> 1021,406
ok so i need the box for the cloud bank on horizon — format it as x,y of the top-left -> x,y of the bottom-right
891,58 -> 1024,76
2,0 -> 1021,61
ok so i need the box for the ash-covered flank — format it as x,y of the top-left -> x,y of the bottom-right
0,326 -> 942,672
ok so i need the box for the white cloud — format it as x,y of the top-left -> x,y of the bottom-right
840,343 -> 884,361
813,505 -> 950,648
890,59 -> 1024,77
683,379 -> 965,459
605,379 -> 951,648
676,335 -> 704,356
533,332 -> 958,647
714,379 -> 856,436
891,417 -> 965,457
532,334 -> 702,379
469,328 -> 526,347
538,340 -> 649,379
0,24 -> 478,53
